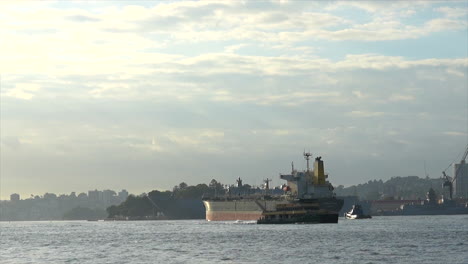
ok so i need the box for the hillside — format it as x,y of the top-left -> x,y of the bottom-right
335,176 -> 445,200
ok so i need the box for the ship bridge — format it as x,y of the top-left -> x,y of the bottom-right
280,154 -> 334,199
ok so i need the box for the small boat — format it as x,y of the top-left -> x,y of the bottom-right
345,204 -> 372,219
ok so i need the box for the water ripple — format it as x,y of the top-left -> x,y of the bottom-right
1,216 -> 467,264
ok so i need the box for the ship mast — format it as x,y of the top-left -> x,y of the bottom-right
303,151 -> 312,172
264,178 -> 271,190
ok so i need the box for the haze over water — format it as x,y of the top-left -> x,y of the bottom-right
1,216 -> 467,264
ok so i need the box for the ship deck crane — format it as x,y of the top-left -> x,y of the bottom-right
442,144 -> 468,200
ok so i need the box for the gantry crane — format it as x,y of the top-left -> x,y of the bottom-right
442,144 -> 468,199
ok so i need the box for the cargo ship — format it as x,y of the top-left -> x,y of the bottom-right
203,152 -> 344,223
380,188 -> 468,216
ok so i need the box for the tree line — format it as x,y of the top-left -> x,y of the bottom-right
106,179 -> 225,219
334,176 -> 445,200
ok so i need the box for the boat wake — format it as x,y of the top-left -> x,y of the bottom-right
233,220 -> 257,225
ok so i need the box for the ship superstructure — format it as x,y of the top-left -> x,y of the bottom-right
280,153 -> 335,199
203,152 -> 343,222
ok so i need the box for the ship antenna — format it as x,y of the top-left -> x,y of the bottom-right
291,161 -> 294,173
264,178 -> 271,190
303,151 -> 312,172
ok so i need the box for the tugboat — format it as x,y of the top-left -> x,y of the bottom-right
345,204 -> 372,219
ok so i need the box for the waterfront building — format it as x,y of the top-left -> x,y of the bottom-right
10,193 -> 20,202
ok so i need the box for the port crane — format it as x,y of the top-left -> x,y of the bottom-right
442,144 -> 468,199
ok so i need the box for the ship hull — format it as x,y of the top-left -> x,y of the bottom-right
203,198 -> 343,221
258,213 -> 338,224
203,199 -> 286,221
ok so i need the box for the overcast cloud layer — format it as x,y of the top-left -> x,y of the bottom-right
1,1 -> 467,199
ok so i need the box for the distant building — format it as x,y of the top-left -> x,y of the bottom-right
102,190 -> 116,206
10,193 -> 20,202
43,193 -> 57,200
118,189 -> 129,201
88,190 -> 101,202
453,162 -> 468,198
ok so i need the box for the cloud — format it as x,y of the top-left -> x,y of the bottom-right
325,1 -> 429,13
1,1 -> 466,86
3,53 -> 464,108
443,131 -> 467,137
2,1 -> 465,58
436,6 -> 468,18
336,55 -> 467,70
352,91 -> 368,99
1,1 -> 466,197
66,15 -> 100,22
425,18 -> 467,32
1,136 -> 21,150
224,44 -> 248,53
314,17 -> 463,41
389,94 -> 415,102
347,111 -> 386,117
446,68 -> 465,77
211,90 -> 341,106
3,83 -> 41,100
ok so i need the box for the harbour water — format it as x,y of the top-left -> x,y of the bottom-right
1,215 -> 467,264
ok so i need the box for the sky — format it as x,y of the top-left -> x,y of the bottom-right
0,1 -> 467,200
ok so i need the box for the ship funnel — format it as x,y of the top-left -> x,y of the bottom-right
314,156 -> 326,185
